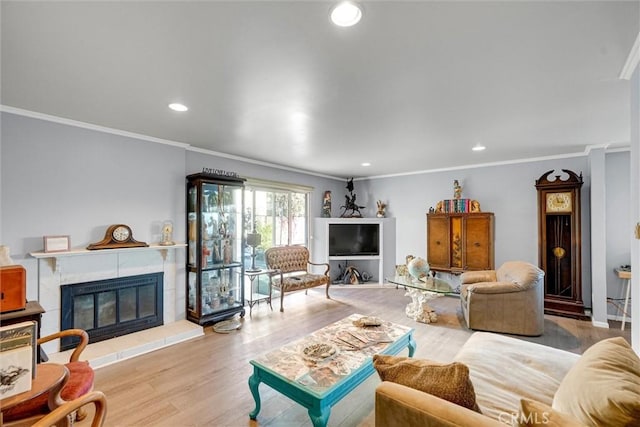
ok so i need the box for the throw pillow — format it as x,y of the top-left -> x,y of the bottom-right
372,354 -> 481,412
515,399 -> 585,427
552,337 -> 640,426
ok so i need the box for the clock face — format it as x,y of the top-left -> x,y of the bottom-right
546,192 -> 572,213
112,225 -> 131,242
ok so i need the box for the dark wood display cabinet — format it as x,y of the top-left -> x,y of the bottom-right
427,212 -> 495,274
535,169 -> 588,319
186,173 -> 246,325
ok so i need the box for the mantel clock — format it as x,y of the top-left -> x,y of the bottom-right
87,224 -> 148,250
535,169 -> 587,319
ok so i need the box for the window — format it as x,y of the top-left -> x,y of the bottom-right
244,179 -> 312,270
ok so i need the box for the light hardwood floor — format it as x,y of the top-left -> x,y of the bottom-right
77,286 -> 630,427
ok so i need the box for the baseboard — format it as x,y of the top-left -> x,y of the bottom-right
330,282 -> 397,289
592,319 -> 611,328
606,313 -> 631,322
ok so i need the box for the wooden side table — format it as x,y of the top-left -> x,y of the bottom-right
616,268 -> 632,331
1,363 -> 68,420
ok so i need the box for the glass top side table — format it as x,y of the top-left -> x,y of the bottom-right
245,269 -> 276,315
386,275 -> 454,324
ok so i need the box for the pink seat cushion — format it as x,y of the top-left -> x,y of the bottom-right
2,361 -> 94,422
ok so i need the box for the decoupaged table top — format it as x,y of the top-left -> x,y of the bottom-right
251,313 -> 412,396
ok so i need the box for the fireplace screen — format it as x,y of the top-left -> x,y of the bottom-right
60,273 -> 163,350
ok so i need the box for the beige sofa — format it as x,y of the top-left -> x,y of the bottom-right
376,332 -> 640,426
460,261 -> 544,336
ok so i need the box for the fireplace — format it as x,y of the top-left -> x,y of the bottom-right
60,273 -> 164,351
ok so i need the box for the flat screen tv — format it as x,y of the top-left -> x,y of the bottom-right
328,223 -> 380,256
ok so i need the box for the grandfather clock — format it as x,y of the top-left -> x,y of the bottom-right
535,169 -> 588,319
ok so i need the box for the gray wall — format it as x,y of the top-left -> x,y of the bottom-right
363,158 -> 589,265
0,112 -> 343,301
363,154 -> 633,319
630,65 -> 639,351
2,114 -> 185,257
1,111 -> 633,324
606,151 -> 632,317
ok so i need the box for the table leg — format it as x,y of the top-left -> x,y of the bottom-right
267,274 -> 273,311
622,278 -> 631,331
405,289 -> 439,323
407,333 -> 416,357
248,372 -> 261,420
308,406 -> 330,427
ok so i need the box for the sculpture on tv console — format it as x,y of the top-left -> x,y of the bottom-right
340,178 -> 365,218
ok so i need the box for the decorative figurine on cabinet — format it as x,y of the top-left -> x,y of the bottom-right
340,178 -> 365,218
376,200 -> 387,218
453,180 -> 463,199
322,191 -> 332,218
223,239 -> 232,264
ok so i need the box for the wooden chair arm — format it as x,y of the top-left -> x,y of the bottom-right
308,261 -> 330,276
33,390 -> 107,427
268,269 -> 283,278
37,329 -> 89,362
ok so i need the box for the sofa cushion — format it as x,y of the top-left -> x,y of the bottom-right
271,273 -> 328,292
373,354 -> 481,412
552,337 -> 640,426
516,399 -> 586,427
454,332 -> 579,421
496,261 -> 543,290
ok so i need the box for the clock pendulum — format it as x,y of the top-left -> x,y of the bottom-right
553,217 -> 566,260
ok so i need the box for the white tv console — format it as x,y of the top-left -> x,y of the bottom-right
312,217 -> 396,284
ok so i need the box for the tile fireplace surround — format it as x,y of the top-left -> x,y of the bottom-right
30,245 -> 203,368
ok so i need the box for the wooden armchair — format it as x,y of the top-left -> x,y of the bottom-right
32,391 -> 107,427
1,329 -> 95,426
265,245 -> 330,312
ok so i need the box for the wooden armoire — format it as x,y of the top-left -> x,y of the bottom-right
427,212 -> 495,273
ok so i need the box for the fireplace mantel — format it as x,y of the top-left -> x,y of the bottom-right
30,242 -> 188,359
30,243 -> 186,272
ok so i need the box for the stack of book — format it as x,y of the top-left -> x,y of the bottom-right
0,321 -> 36,399
441,199 -> 472,213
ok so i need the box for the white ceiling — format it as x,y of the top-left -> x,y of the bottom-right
2,1 -> 638,178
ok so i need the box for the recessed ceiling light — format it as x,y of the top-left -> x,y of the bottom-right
361,162 -> 371,167
168,103 -> 188,112
472,144 -> 486,152
330,1 -> 363,27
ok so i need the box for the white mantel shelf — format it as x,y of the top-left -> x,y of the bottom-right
30,243 -> 187,272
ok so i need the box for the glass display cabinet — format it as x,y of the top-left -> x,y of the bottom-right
186,173 -> 246,325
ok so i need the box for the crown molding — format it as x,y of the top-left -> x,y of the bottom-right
0,105 -> 191,149
2,105 -> 630,184
186,146 -> 342,181
364,143 -> 630,181
620,32 -> 640,80
0,105 -> 345,182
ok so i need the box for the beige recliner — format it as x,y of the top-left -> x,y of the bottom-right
460,261 -> 544,336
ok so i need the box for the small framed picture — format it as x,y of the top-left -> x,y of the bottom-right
43,235 -> 70,253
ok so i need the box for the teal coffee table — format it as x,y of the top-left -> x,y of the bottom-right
248,314 -> 415,427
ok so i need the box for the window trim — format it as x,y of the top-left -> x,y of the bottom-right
244,178 -> 312,247
245,177 -> 313,194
